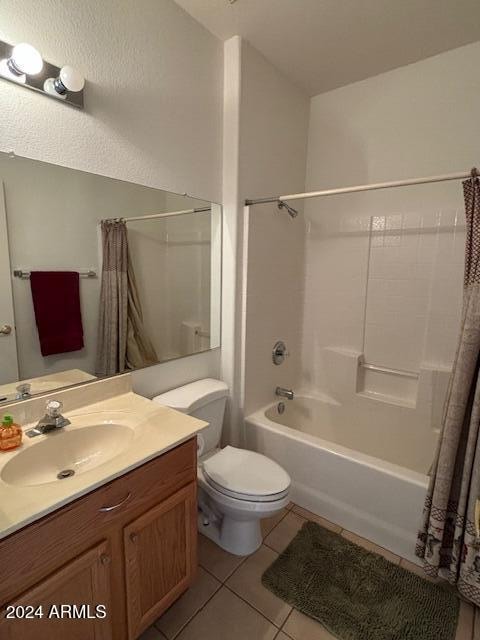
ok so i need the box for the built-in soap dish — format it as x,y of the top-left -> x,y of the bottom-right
356,358 -> 418,408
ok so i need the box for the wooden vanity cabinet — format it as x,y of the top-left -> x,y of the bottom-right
0,437 -> 197,640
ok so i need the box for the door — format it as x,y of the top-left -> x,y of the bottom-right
0,181 -> 18,385
0,541 -> 113,640
124,482 -> 197,639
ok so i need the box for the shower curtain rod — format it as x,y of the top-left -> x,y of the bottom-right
245,169 -> 478,206
104,206 -> 211,223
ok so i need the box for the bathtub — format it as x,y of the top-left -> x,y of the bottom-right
245,394 -> 437,563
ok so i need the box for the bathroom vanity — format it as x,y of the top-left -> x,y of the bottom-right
0,377 -> 206,640
0,439 -> 196,639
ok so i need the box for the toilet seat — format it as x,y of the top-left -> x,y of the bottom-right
201,446 -> 291,503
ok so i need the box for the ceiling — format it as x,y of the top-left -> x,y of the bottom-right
174,0 -> 480,96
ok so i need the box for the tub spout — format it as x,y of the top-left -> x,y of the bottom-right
275,387 -> 294,400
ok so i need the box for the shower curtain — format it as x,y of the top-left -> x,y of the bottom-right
96,220 -> 157,376
125,255 -> 158,371
416,174 -> 480,606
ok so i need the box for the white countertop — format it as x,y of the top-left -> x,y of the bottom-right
0,369 -> 96,404
0,391 -> 207,540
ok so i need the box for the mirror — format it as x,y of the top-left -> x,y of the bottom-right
0,153 -> 221,404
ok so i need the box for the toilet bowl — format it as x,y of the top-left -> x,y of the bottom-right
153,379 -> 290,556
198,445 -> 290,555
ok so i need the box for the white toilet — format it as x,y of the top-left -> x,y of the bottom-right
154,378 -> 290,556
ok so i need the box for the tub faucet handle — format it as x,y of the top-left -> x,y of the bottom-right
272,341 -> 289,365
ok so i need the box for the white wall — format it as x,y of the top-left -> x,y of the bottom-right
239,42 -> 310,417
131,348 -> 220,399
302,42 -> 479,411
220,37 -> 242,445
220,37 -> 309,442
0,0 -> 224,397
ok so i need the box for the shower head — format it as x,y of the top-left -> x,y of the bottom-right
278,200 -> 298,219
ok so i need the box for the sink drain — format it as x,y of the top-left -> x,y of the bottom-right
57,469 -> 75,480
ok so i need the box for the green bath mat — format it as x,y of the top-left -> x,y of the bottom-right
262,521 -> 459,640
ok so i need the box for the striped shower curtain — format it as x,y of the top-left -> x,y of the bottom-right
96,220 -> 157,376
416,173 -> 480,606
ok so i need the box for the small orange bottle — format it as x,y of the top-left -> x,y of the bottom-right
0,414 -> 23,451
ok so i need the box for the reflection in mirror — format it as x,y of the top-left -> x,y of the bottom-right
0,153 -> 221,404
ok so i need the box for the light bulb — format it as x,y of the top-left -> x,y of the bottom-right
44,65 -> 85,99
9,43 -> 43,75
59,66 -> 84,92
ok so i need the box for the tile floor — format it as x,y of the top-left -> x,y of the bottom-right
141,503 -> 479,640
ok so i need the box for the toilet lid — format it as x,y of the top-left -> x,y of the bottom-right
202,446 -> 290,501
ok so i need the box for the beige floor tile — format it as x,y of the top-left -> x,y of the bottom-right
176,586 -> 277,640
227,545 -> 292,626
455,600 -> 474,639
139,626 -> 166,639
155,567 -> 221,638
198,533 -> 245,581
341,529 -> 400,564
275,632 -> 292,640
264,512 -> 306,553
292,506 -> 342,533
285,502 -> 294,511
261,508 -> 288,538
399,558 -> 441,584
283,610 -> 336,640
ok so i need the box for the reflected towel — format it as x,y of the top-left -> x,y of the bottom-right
30,271 -> 84,356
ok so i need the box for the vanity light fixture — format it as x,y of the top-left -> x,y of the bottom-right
0,39 -> 84,108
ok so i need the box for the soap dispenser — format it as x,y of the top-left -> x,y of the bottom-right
0,414 -> 22,451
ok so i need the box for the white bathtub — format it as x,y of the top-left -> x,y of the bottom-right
245,394 -> 437,562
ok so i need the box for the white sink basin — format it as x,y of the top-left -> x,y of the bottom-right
1,420 -> 135,487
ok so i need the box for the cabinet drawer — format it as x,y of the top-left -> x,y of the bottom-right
0,438 -> 196,605
98,438 -> 196,526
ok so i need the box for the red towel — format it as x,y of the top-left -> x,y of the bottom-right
30,272 -> 84,356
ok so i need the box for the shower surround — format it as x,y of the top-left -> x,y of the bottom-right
242,43 -> 480,561
243,201 -> 465,559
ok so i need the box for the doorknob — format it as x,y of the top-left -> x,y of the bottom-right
0,325 -> 12,336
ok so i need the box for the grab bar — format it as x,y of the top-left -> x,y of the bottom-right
359,361 -> 419,379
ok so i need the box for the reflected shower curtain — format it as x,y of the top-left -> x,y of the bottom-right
125,255 -> 158,371
416,174 -> 480,605
96,220 -> 157,376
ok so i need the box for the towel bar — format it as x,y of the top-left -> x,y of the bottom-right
13,269 -> 97,279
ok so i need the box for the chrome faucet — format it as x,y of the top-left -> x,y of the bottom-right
16,383 -> 32,400
275,386 -> 294,400
26,399 -> 71,438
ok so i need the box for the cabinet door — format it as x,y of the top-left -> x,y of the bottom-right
0,541 -> 113,640
124,482 -> 197,639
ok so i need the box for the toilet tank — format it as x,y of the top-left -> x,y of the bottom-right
153,379 -> 229,455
